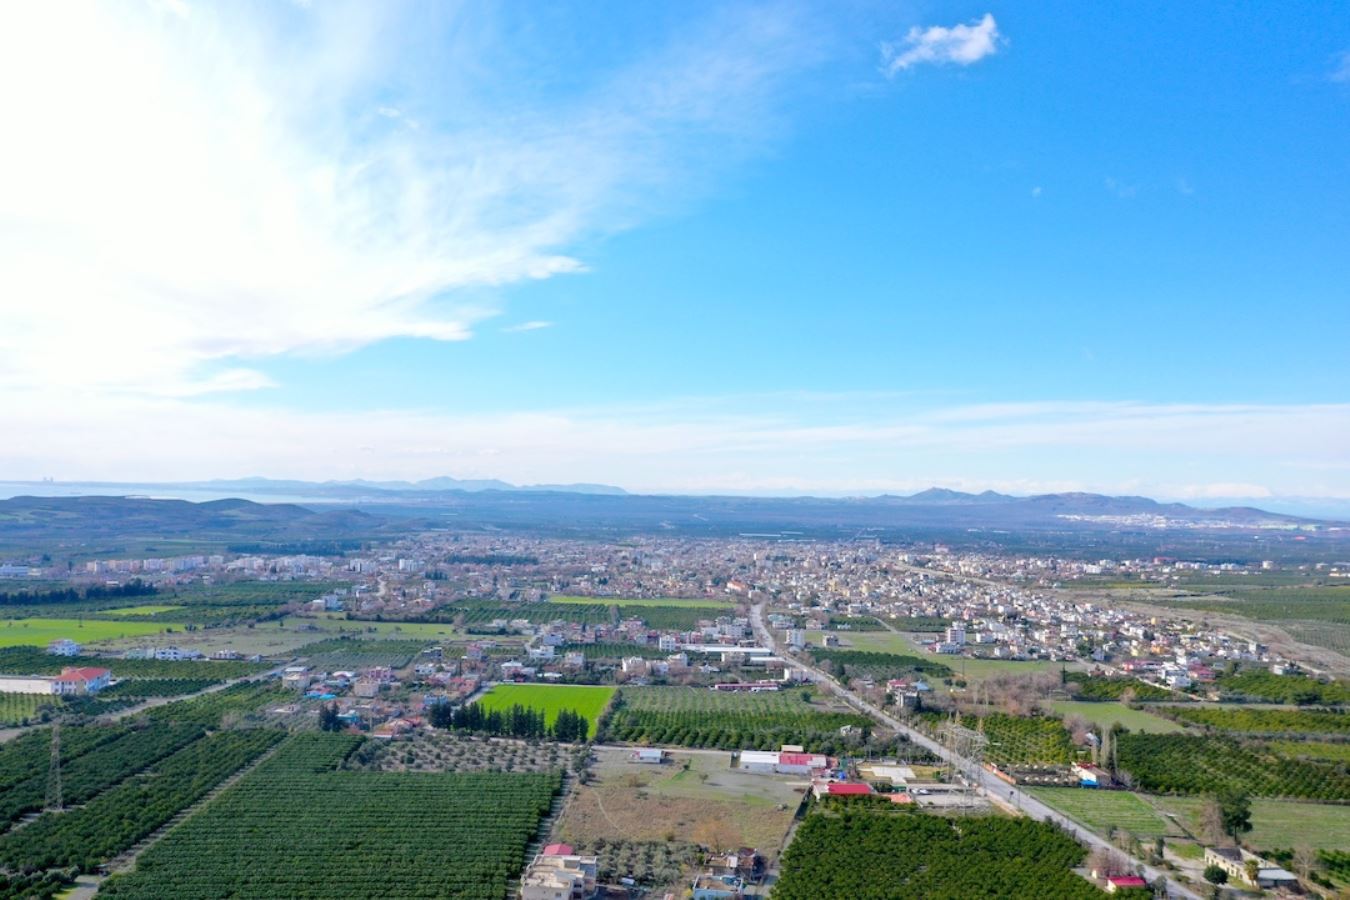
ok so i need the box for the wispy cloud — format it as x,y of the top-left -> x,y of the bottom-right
4,393 -> 1345,500
1331,50 -> 1350,83
1105,176 -> 1138,199
881,13 -> 1002,76
0,2 -> 822,398
502,321 -> 554,333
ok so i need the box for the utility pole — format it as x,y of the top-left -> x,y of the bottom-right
45,722 -> 62,812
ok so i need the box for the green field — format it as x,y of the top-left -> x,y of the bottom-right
1029,787 -> 1175,839
1050,701 -> 1185,734
548,595 -> 733,609
0,617 -> 167,648
816,630 -> 1075,683
477,684 -> 616,738
99,605 -> 186,617
1144,795 -> 1350,851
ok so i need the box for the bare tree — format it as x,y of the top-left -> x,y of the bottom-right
1200,797 -> 1226,846
1292,845 -> 1318,880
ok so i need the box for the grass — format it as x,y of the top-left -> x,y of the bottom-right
0,617 -> 167,648
1144,795 -> 1350,850
1049,701 -> 1185,734
477,684 -> 616,738
548,595 -> 733,609
1027,788 -> 1175,839
99,604 -> 186,616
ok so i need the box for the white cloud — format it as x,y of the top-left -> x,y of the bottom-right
1105,176 -> 1137,199
3,393 -> 1346,500
882,14 -> 1001,76
0,3 -> 818,398
502,321 -> 554,333
1331,50 -> 1350,83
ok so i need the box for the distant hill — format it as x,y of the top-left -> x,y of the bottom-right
0,495 -> 383,543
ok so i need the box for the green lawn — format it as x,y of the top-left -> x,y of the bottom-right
1144,795 -> 1350,851
99,605 -> 186,617
0,617 -> 167,648
1049,701 -> 1185,734
477,684 -> 616,738
548,596 -> 733,609
1028,788 -> 1174,839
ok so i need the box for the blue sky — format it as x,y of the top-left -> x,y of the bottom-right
0,1 -> 1347,504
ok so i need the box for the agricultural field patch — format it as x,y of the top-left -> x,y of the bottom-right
100,733 -> 561,900
1143,795 -> 1350,852
1262,739 -> 1350,763
809,648 -> 952,681
0,617 -> 167,648
476,684 -> 615,738
1050,701 -> 1185,734
599,686 -> 873,754
0,647 -> 267,680
348,730 -> 588,775
100,678 -> 219,699
979,714 -> 1077,766
296,637 -> 433,669
548,595 -> 733,609
1028,787 -> 1176,840
1212,670 -> 1350,705
1063,675 -> 1177,702
145,680 -> 293,728
0,691 -> 61,726
97,605 -> 186,617
1162,705 -> 1350,735
1117,733 -> 1350,800
0,729 -> 282,873
773,809 -> 1102,900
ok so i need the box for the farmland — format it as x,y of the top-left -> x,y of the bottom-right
599,686 -> 873,753
1050,701 -> 1185,734
145,680 -> 294,728
1117,732 -> 1350,800
296,637 -> 433,668
0,723 -> 202,828
0,617 -> 167,648
100,678 -> 220,699
548,595 -> 733,609
816,630 -> 1075,684
0,646 -> 267,679
979,714 -> 1077,766
809,648 -> 952,681
98,605 -> 186,617
0,729 -> 282,872
1161,705 -> 1350,735
1144,795 -> 1350,851
1212,670 -> 1350,705
100,733 -> 562,899
0,691 -> 60,726
476,683 -> 615,738
773,810 -> 1102,900
1063,675 -> 1176,702
1028,787 -> 1175,840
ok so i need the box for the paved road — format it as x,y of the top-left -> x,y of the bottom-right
750,602 -> 1200,900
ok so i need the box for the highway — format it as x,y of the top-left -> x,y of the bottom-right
749,601 -> 1200,900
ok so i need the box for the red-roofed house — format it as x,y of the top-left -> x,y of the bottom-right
775,752 -> 829,774
813,781 -> 873,798
1106,875 -> 1147,893
52,667 -> 111,696
542,844 -> 574,857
